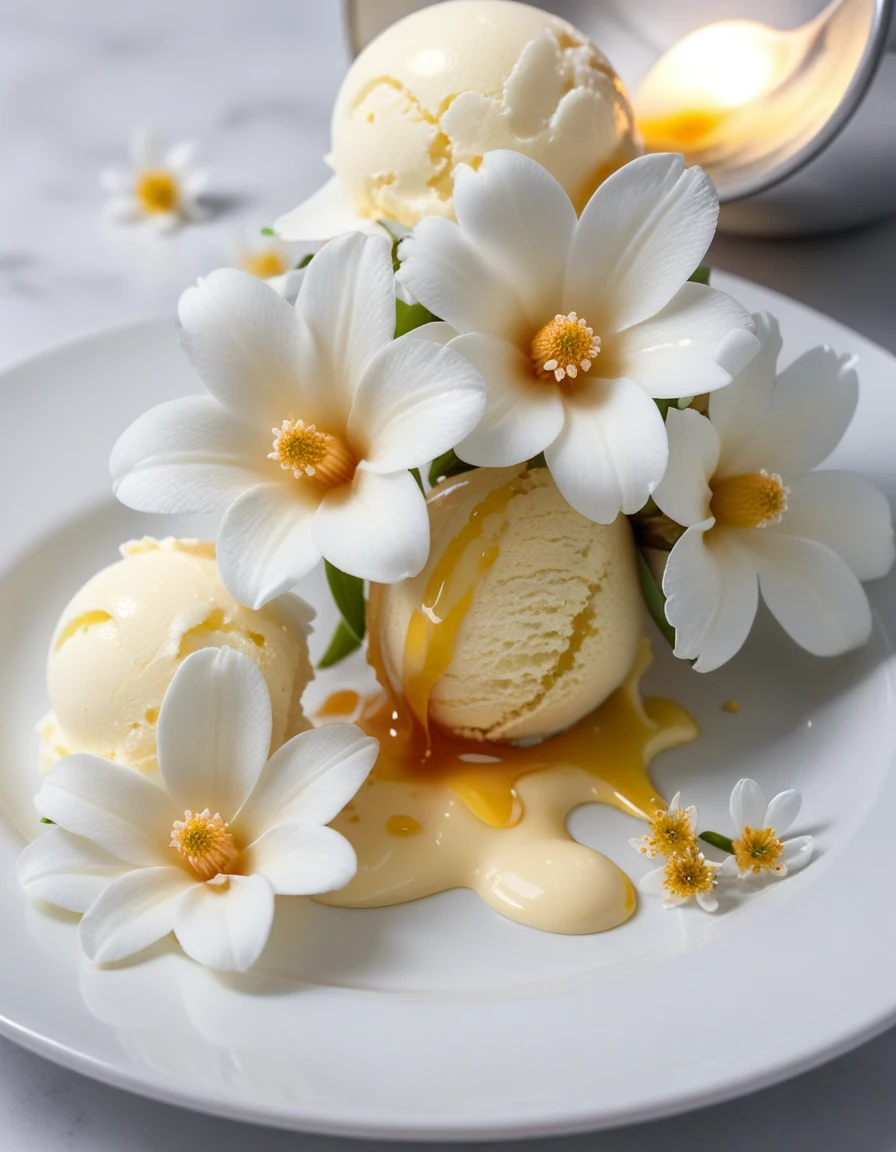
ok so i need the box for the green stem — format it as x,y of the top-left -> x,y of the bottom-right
700,830 -> 735,854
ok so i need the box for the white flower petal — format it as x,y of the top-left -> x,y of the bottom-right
295,232 -> 396,416
131,126 -> 163,168
100,167 -> 133,195
730,778 -> 768,833
18,828 -> 130,913
397,216 -> 529,340
178,268 -> 317,430
765,789 -> 802,836
349,331 -> 485,472
566,154 -> 719,334
151,211 -> 181,234
544,376 -> 668,523
173,873 -> 274,971
235,724 -> 378,839
80,866 -> 193,964
695,890 -> 719,912
110,395 -> 269,515
780,835 -> 814,874
748,533 -> 872,656
653,408 -> 718,527
242,821 -> 357,895
165,140 -> 198,173
400,320 -> 457,346
452,151 -> 576,327
157,648 -> 273,819
313,466 -> 429,583
274,175 -> 390,241
709,313 -> 782,462
774,470 -> 895,582
266,267 -> 306,303
692,531 -> 759,673
104,196 -> 141,223
36,755 -> 175,867
638,866 -> 667,899
721,346 -> 858,480
451,333 -> 565,466
217,483 -> 321,609
719,855 -> 740,878
611,283 -> 758,399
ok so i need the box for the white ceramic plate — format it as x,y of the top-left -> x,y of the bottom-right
1,273 -> 894,1141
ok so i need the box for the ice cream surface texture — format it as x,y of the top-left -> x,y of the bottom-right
40,538 -> 314,773
376,466 -> 644,742
329,0 -> 640,228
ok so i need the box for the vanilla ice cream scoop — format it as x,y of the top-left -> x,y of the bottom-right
375,467 -> 643,742
40,538 -> 314,773
276,0 -> 640,239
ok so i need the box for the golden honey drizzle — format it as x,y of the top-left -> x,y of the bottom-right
638,108 -> 727,155
315,473 -> 698,934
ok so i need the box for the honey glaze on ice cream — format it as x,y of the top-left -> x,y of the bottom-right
317,469 -> 698,934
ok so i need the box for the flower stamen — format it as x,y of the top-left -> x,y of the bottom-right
136,170 -> 180,214
269,419 -> 357,488
531,312 -> 600,383
636,805 -> 697,858
170,809 -> 237,880
733,825 -> 786,875
663,848 -> 718,901
711,469 -> 789,529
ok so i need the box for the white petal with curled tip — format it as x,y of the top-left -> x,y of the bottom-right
217,482 -> 321,610
452,151 -> 577,327
638,866 -> 668,900
274,175 -> 389,242
653,408 -> 718,528
36,756 -> 176,867
709,313 -> 782,461
730,778 -> 768,833
696,890 -> 719,912
348,331 -> 485,472
565,154 -> 719,335
544,376 -> 668,523
173,873 -> 274,972
178,269 -> 316,430
720,347 -> 858,481
765,789 -> 802,836
18,828 -> 130,913
242,822 -> 357,895
772,470 -> 895,582
235,724 -> 378,840
110,395 -> 269,514
397,216 -> 530,340
79,866 -> 194,964
295,232 -> 396,417
450,333 -> 565,467
157,648 -> 273,820
748,533 -> 872,656
313,466 -> 429,583
611,283 -> 759,398
780,835 -> 814,874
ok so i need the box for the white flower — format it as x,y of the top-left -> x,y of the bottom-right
110,231 -> 486,608
101,128 -> 209,232
18,648 -> 379,971
395,150 -> 759,524
654,313 -> 896,671
721,778 -> 813,880
235,229 -> 312,303
639,847 -> 721,912
628,791 -> 698,858
276,166 -> 393,242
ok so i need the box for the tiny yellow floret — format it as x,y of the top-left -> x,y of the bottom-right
136,170 -> 180,214
638,805 -> 697,858
170,809 -> 237,880
663,848 -> 717,900
733,825 -> 785,875
531,312 -> 600,383
242,249 -> 290,280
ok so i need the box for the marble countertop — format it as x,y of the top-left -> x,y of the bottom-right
2,1 -> 896,1148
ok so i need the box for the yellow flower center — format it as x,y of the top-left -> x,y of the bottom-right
242,249 -> 290,280
530,312 -> 600,383
710,469 -> 789,529
638,806 -> 697,857
733,826 -> 785,874
136,170 -> 180,215
268,419 -> 357,488
663,849 -> 717,900
170,809 -> 237,880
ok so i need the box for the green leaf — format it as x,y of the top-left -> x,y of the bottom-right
296,253 -> 314,269
689,264 -> 711,286
318,620 -> 363,669
428,449 -> 476,487
654,397 -> 675,419
260,226 -> 275,237
410,466 -> 425,493
325,561 -> 366,642
637,549 -> 676,648
40,817 -> 55,825
394,297 -> 436,338
700,830 -> 735,854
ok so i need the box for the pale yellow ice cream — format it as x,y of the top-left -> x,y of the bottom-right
40,538 -> 314,774
330,0 -> 640,228
376,466 -> 643,742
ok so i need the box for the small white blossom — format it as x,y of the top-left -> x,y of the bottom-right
720,777 -> 814,880
101,128 -> 208,232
